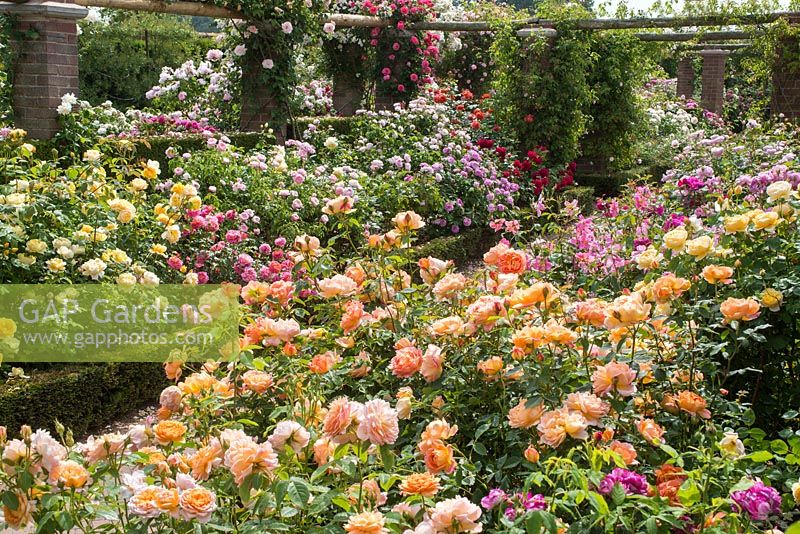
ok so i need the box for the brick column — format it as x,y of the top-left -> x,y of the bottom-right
771,33 -> 800,119
239,47 -> 286,142
676,56 -> 694,99
699,49 -> 729,115
5,0 -> 87,139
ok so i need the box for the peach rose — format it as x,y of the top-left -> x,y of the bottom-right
268,421 -> 310,453
323,195 -> 356,215
419,256 -> 451,284
356,399 -> 399,445
179,487 -> 217,523
509,282 -> 559,309
564,391 -> 609,426
524,445 -> 540,463
512,325 -> 546,354
574,299 -> 608,327
702,265 -> 734,285
396,387 -> 414,419
159,385 -> 183,412
313,437 -> 336,466
429,497 -> 482,533
390,345 -> 424,378
433,273 -> 467,300
309,351 -> 341,374
544,319 -> 578,345
421,419 -> 459,443
190,440 -> 222,481
537,407 -> 588,448
319,274 -> 359,298
720,297 -> 760,323
609,441 -> 638,465
604,293 -> 651,329
223,436 -> 279,486
497,248 -> 527,274
154,420 -> 187,445
636,418 -> 665,444
340,300 -> 365,334
393,210 -> 425,232
420,344 -> 445,382
400,473 -> 440,497
323,397 -> 357,437
345,263 -> 367,286
128,486 -> 164,518
242,370 -> 274,394
164,360 -> 183,381
467,295 -> 506,328
430,316 -> 465,336
651,274 -> 691,303
676,390 -> 711,419
483,242 -> 509,266
345,511 -> 388,534
294,234 -> 322,257
592,361 -> 637,397
508,398 -> 545,429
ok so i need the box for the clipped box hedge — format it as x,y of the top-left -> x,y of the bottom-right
0,363 -> 168,438
406,226 -> 497,267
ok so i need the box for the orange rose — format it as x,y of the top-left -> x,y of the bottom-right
430,316 -> 465,336
702,265 -> 734,285
720,297 -> 760,323
676,390 -> 711,419
422,439 -> 457,474
3,491 -> 32,529
574,299 -> 608,327
179,487 -> 217,522
524,445 -> 540,463
636,418 -> 665,444
509,282 -> 559,309
497,249 -> 527,274
399,473 -> 440,497
164,360 -> 183,381
543,319 -> 578,345
512,325 -> 546,354
55,460 -> 90,488
609,441 -> 637,465
390,345 -> 423,378
190,440 -> 222,481
154,420 -> 187,444
309,351 -> 340,374
340,300 -> 365,334
477,356 -> 504,380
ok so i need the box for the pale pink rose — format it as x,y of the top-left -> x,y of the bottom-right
467,295 -> 506,329
420,344 -> 445,382
356,399 -> 399,445
268,421 -> 310,453
429,497 -> 482,533
319,274 -> 359,298
160,385 -> 183,412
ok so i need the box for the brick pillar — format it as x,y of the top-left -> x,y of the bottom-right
676,56 -> 694,99
239,47 -> 286,141
7,0 -> 87,139
699,49 -> 729,115
332,45 -> 365,116
771,33 -> 800,119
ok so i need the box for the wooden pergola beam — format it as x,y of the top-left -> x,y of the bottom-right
59,0 -> 800,31
635,30 -> 756,41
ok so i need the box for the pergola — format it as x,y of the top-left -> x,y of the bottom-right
1,0 -> 798,139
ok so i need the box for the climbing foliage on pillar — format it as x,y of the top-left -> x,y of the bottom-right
0,15 -> 15,125
319,1 -> 373,89
213,0 -> 327,126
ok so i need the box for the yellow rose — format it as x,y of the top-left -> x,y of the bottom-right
46,258 -> 66,272
25,239 -> 47,254
752,211 -> 780,231
151,244 -> 167,256
0,318 -> 17,338
685,235 -> 713,260
761,288 -> 783,312
793,482 -> 800,504
663,228 -> 688,251
143,160 -> 161,180
636,246 -> 662,270
724,214 -> 749,233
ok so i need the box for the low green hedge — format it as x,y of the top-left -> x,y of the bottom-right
406,226 -> 496,267
290,116 -> 356,138
129,131 -> 270,167
0,363 -> 168,438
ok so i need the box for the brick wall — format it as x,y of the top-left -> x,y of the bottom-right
11,14 -> 80,139
772,34 -> 800,119
676,56 -> 694,99
699,49 -> 729,115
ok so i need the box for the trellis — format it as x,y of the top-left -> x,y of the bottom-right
1,0 -> 798,139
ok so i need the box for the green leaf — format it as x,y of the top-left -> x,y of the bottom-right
588,491 -> 609,516
378,445 -> 395,470
1,491 -> 18,510
287,479 -> 311,508
748,450 -> 775,463
610,483 -> 626,505
678,480 -> 701,506
771,439 -> 789,455
786,521 -> 800,534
